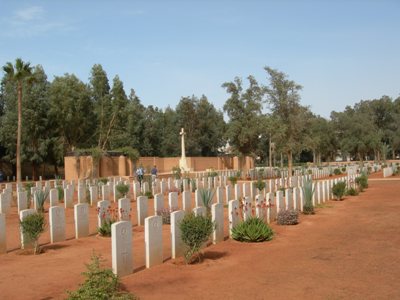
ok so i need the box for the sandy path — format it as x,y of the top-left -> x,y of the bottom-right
0,178 -> 399,299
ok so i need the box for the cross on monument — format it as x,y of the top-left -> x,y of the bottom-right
180,127 -> 186,159
179,128 -> 189,171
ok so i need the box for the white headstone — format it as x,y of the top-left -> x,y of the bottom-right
145,215 -> 163,268
49,206 -> 66,243
168,192 -> 179,210
77,186 -> 86,204
0,213 -> 6,253
112,221 -> 133,276
17,191 -> 28,213
193,206 -> 207,217
49,188 -> 59,207
137,196 -> 148,226
216,186 -> 223,204
154,193 -> 164,215
276,190 -> 284,214
171,210 -> 185,259
97,200 -> 110,228
74,203 -> 89,238
90,185 -> 98,206
0,193 -> 10,214
242,196 -> 252,221
234,184 -> 241,200
225,185 -> 232,204
118,198 -> 131,221
228,200 -> 240,238
212,203 -> 224,244
102,185 -> 110,201
194,189 -> 202,207
182,191 -> 191,212
19,209 -> 36,249
64,186 -> 73,208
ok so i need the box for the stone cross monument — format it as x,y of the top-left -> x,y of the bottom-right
179,128 -> 189,172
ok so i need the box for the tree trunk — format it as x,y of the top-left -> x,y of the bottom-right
313,151 -> 316,165
32,162 -> 37,181
54,164 -> 59,176
16,82 -> 22,183
287,150 -> 293,187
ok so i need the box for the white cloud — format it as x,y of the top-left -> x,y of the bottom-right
1,5 -> 74,38
14,6 -> 44,22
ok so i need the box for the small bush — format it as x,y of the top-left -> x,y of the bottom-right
302,179 -> 315,214
20,213 -> 46,254
144,191 -> 153,199
333,168 -> 341,175
190,178 -> 197,192
277,209 -> 299,225
355,174 -> 368,191
25,182 -> 34,209
341,167 -> 346,172
172,166 -> 181,179
57,186 -> 64,203
116,183 -> 129,198
67,254 -> 137,300
346,187 -> 359,196
231,217 -> 273,243
254,179 -> 266,192
228,176 -> 238,186
179,213 -> 214,263
199,188 -> 215,211
97,219 -> 114,237
34,190 -> 49,212
99,178 -> 109,185
332,181 -> 346,200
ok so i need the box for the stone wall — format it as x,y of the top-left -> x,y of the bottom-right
64,155 -> 253,180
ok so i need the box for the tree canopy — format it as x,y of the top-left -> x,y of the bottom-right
1,60 -> 399,179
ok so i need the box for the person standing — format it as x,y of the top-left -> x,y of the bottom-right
151,165 -> 158,181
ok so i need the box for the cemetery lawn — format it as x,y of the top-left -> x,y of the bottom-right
0,178 -> 399,299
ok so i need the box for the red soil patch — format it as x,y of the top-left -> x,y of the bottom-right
1,179 -> 400,299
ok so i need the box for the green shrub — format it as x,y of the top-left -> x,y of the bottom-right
179,213 -> 214,263
333,168 -> 341,175
254,179 -> 266,192
277,209 -> 299,225
228,176 -> 237,186
57,186 -> 64,203
231,217 -> 273,243
116,183 -> 129,198
332,181 -> 346,200
25,182 -> 34,209
34,190 -> 49,212
67,254 -> 137,300
190,178 -> 197,192
144,191 -> 153,199
199,188 -> 215,211
97,219 -> 114,237
346,187 -> 359,196
99,178 -> 109,185
20,213 -> 46,254
172,166 -> 181,179
355,174 -> 368,191
341,167 -> 346,172
302,179 -> 315,214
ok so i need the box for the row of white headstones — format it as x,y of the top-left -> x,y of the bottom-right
0,172 -> 362,276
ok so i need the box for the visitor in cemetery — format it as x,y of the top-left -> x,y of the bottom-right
136,165 -> 144,186
151,165 -> 158,180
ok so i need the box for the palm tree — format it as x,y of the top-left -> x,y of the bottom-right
2,58 -> 33,183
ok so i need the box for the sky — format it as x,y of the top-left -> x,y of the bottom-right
0,0 -> 399,118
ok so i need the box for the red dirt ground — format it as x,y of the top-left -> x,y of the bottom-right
1,176 -> 400,299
